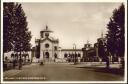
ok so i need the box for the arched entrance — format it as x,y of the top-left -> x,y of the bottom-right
54,53 -> 57,58
45,52 -> 49,58
64,53 -> 68,58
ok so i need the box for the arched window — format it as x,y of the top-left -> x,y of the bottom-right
72,54 -> 75,58
45,33 -> 49,37
68,53 -> 71,57
11,53 -> 14,58
78,53 -> 81,57
64,53 -> 68,58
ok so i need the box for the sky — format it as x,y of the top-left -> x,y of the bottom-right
21,2 -> 121,49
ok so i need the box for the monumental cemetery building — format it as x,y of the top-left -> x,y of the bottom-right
34,26 -> 83,62
82,41 -> 99,62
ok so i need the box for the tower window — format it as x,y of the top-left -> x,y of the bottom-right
45,33 -> 49,37
54,46 -> 57,50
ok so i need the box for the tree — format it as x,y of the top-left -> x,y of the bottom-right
3,3 -> 32,59
14,3 -> 32,58
113,4 -> 125,57
98,38 -> 110,68
106,4 -> 125,68
3,3 -> 15,53
35,41 -> 40,58
106,18 -> 118,57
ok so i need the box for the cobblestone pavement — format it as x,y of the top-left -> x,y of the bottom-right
3,63 -> 124,81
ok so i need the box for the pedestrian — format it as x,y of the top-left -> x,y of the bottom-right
106,57 -> 110,68
13,58 -> 16,69
12,53 -> 16,69
4,56 -> 8,70
40,59 -> 44,65
19,58 -> 23,70
104,48 -> 110,68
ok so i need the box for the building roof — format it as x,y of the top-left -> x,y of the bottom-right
61,49 -> 82,51
40,37 -> 59,43
41,25 -> 53,32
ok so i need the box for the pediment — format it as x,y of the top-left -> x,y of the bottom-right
40,37 -> 53,43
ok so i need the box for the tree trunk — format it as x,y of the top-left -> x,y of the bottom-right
20,51 -> 22,59
3,53 -> 5,61
106,57 -> 110,68
121,57 -> 124,69
106,62 -> 110,68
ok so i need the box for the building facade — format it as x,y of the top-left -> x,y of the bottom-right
61,49 -> 83,62
82,42 -> 99,62
34,25 -> 83,62
35,25 -> 59,62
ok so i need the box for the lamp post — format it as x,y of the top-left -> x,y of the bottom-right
73,43 -> 77,65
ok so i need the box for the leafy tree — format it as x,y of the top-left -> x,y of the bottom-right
98,38 -> 110,68
113,4 -> 125,57
3,3 -> 15,53
107,4 -> 125,57
98,39 -> 105,59
106,4 -> 125,68
3,3 -> 32,58
106,18 -> 118,57
35,41 -> 40,58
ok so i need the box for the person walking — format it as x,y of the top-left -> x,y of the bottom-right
104,48 -> 110,68
13,58 -> 16,69
4,56 -> 8,70
19,57 -> 23,70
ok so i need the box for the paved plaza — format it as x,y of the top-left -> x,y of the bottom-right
3,63 -> 124,81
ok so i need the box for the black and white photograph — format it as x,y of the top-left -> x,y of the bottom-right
1,0 -> 127,83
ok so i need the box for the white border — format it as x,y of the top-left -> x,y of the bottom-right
1,0 -> 4,83
2,0 -> 127,3
1,0 -> 127,83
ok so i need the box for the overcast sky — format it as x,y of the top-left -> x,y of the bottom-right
21,3 -> 121,49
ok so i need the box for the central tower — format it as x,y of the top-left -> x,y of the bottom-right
40,25 -> 52,38
39,25 -> 59,62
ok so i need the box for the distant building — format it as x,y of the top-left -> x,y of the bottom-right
82,41 -> 99,62
34,25 -> 83,62
61,49 -> 83,62
35,25 -> 60,62
96,33 -> 119,62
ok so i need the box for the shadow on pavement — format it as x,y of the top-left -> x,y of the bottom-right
94,67 -> 124,76
77,66 -> 124,76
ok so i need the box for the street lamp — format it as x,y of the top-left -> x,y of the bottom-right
73,43 -> 77,65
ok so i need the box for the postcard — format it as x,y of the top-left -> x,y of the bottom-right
1,0 -> 127,84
